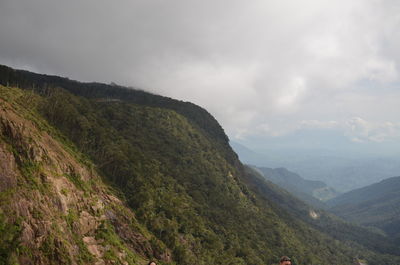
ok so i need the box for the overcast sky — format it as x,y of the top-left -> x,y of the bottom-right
1,0 -> 400,155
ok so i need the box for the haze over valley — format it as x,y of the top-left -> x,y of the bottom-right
232,141 -> 400,192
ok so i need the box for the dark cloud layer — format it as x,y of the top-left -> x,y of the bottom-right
1,0 -> 400,152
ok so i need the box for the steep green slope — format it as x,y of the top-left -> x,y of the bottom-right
34,86 -> 328,265
0,86 -> 170,265
328,176 -> 400,244
243,167 -> 400,258
1,65 -> 400,265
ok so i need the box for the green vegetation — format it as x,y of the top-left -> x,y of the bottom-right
328,176 -> 400,245
0,212 -> 21,265
1,64 -> 400,264
243,166 -> 400,262
64,172 -> 91,193
0,83 -> 153,264
95,220 -> 140,264
39,233 -> 73,265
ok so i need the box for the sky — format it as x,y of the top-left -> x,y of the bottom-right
1,0 -> 400,156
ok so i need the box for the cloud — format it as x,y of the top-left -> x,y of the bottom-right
345,117 -> 400,143
235,117 -> 400,145
300,120 -> 340,129
1,0 -> 400,152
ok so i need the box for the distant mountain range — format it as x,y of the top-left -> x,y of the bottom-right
328,176 -> 400,244
252,166 -> 338,208
231,141 -> 400,192
243,166 -> 400,261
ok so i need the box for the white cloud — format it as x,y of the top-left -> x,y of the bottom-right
234,117 -> 400,145
345,117 -> 400,143
300,120 -> 340,129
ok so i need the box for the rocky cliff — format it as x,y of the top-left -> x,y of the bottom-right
0,87 -> 169,265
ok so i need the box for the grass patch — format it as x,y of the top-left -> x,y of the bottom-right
40,233 -> 72,265
65,209 -> 78,229
0,212 -> 22,265
95,220 -> 140,264
64,173 -> 90,194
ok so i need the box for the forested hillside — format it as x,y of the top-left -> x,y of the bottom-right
0,85 -> 171,265
328,176 -> 400,245
243,167 -> 400,259
1,64 -> 400,265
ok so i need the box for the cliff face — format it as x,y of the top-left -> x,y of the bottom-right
0,88 -> 169,265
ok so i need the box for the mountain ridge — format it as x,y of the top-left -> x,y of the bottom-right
1,65 -> 400,264
328,176 -> 400,244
